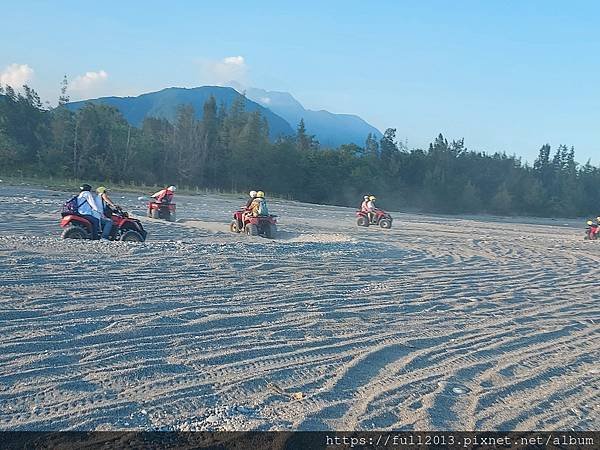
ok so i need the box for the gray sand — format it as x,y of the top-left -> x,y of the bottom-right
0,184 -> 598,431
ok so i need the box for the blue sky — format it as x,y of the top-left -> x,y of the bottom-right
2,0 -> 599,163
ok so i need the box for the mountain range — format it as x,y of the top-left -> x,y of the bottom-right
235,84 -> 382,147
66,85 -> 382,147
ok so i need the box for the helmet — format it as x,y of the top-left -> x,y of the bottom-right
249,190 -> 257,197
369,195 -> 376,201
256,191 -> 265,198
167,185 -> 176,192
80,184 -> 92,192
96,186 -> 107,194
587,220 -> 594,226
597,217 -> 600,222
363,195 -> 369,200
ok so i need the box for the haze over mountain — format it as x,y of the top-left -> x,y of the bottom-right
65,86 -> 294,140
230,82 -> 383,147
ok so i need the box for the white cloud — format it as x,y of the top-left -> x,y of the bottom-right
0,63 -> 34,87
259,97 -> 271,105
70,70 -> 108,92
201,56 -> 248,85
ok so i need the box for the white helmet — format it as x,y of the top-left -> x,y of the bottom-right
249,190 -> 257,197
167,185 -> 176,192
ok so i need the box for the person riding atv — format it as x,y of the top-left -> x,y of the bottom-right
230,191 -> 277,238
249,190 -> 269,217
148,185 -> 176,221
585,217 -> 600,240
231,190 -> 258,231
152,185 -> 176,203
356,196 -> 393,229
61,195 -> 147,242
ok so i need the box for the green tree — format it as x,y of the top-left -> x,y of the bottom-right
490,183 -> 513,215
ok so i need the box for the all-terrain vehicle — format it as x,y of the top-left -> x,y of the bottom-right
584,218 -> 600,240
230,210 -> 277,238
60,207 -> 147,242
356,209 -> 393,229
147,200 -> 176,222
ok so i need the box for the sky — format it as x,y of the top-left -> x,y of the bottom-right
2,0 -> 599,164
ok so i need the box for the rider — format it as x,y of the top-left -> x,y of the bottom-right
152,185 -> 176,203
240,190 -> 258,228
96,186 -> 118,211
76,184 -> 101,240
366,195 -> 377,224
245,190 -> 257,209
250,191 -> 269,217
360,195 -> 370,212
95,186 -> 118,240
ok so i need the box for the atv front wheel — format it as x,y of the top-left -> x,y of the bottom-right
120,230 -> 144,242
246,223 -> 258,236
230,220 -> 240,233
151,209 -> 160,219
357,216 -> 369,227
168,212 -> 176,222
61,226 -> 89,240
379,219 -> 392,229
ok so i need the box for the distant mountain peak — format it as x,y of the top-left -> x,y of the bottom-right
239,85 -> 382,147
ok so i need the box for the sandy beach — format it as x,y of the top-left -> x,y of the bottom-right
0,184 -> 598,431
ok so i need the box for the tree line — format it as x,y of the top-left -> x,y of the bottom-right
1,82 -> 599,218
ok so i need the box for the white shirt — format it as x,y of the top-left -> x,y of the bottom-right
77,191 -> 101,218
366,200 -> 376,211
94,194 -> 108,219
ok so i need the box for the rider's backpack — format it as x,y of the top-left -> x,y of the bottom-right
257,200 -> 269,216
61,195 -> 80,216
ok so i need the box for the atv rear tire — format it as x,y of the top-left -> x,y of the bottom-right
379,219 -> 392,229
147,209 -> 152,218
151,209 -> 160,219
230,220 -> 240,233
168,212 -> 176,222
357,216 -> 369,227
246,223 -> 258,236
265,223 -> 277,239
61,226 -> 89,240
120,230 -> 144,242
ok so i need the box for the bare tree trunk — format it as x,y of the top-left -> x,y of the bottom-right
73,120 -> 79,179
123,124 -> 131,176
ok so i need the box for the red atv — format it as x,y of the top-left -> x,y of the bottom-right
356,209 -> 393,229
585,218 -> 600,240
230,209 -> 277,238
147,201 -> 176,222
60,207 -> 147,242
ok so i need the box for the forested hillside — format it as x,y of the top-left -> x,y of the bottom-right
64,86 -> 295,140
1,83 -> 599,217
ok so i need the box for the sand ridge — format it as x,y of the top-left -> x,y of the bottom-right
0,185 -> 598,431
